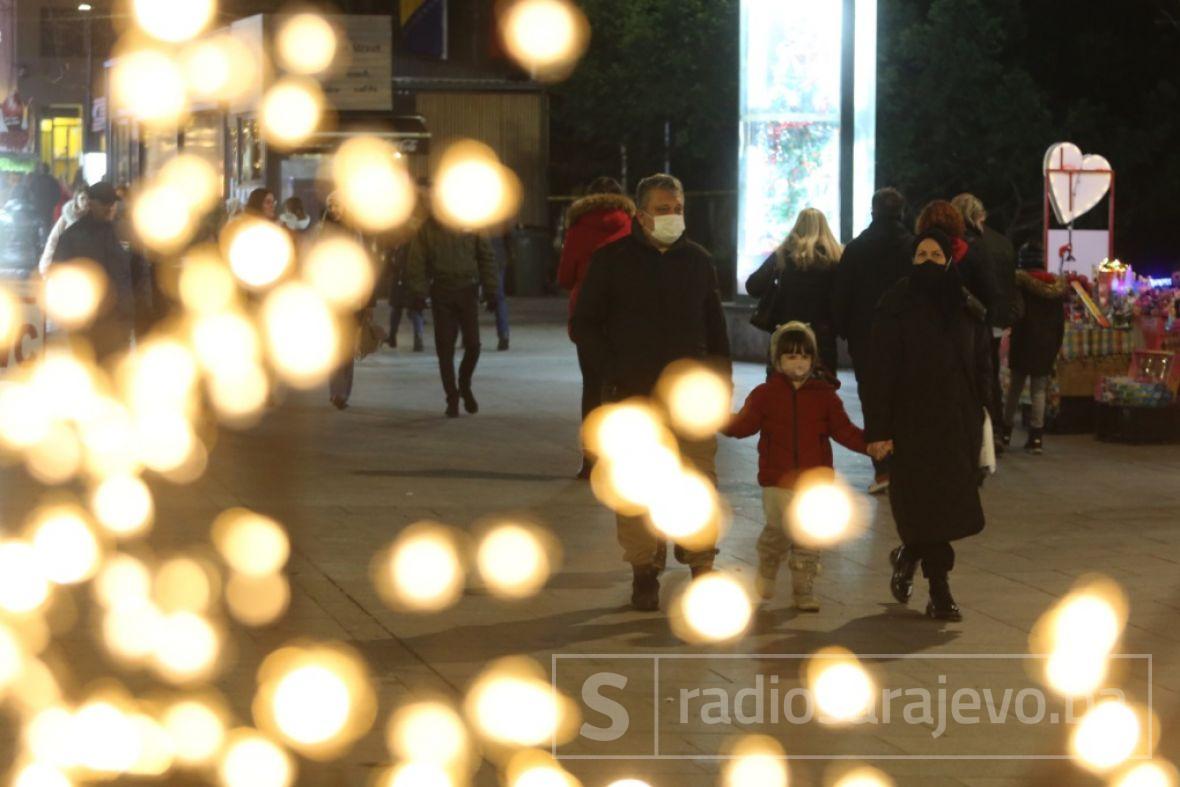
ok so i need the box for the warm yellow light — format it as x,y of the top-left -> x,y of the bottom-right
381,763 -> 456,787
132,409 -> 198,473
466,658 -> 569,747
225,572 -> 290,626
788,470 -> 858,548
102,599 -> 161,664
1111,761 -> 1179,787
1071,700 -> 1142,773
218,729 -> 295,787
211,508 -> 290,577
0,284 -> 21,347
151,611 -> 220,683
77,397 -> 141,479
159,154 -> 222,214
25,706 -> 76,767
330,136 -> 417,233
432,140 -> 522,231
226,219 -> 295,291
122,337 -> 200,416
28,505 -> 102,585
607,781 -> 653,787
476,523 -> 554,599
646,468 -> 720,545
1033,577 -> 1128,698
111,49 -> 187,126
0,382 -> 52,448
592,442 -> 681,515
808,649 -> 876,724
509,760 -> 581,787
208,363 -> 270,424
253,644 -> 377,758
658,361 -> 732,440
133,0 -> 214,42
163,697 -> 228,767
29,350 -> 99,420
674,573 -> 751,642
304,235 -> 377,310
182,34 -> 258,103
375,524 -> 465,612
276,14 -> 338,74
11,762 -> 73,787
25,421 -> 84,485
191,310 -> 261,375
93,553 -> 152,608
260,79 -> 324,147
387,701 -> 469,765
583,400 -> 665,459
132,182 -> 195,253
498,0 -> 590,82
154,556 -> 216,613
261,282 -> 341,388
91,474 -> 154,537
72,699 -> 140,773
1045,649 -> 1110,699
0,623 -> 25,689
832,765 -> 895,787
722,736 -> 788,787
44,260 -> 106,330
179,250 -> 238,314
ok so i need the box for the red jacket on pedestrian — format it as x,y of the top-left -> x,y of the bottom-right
557,193 -> 634,337
724,373 -> 868,489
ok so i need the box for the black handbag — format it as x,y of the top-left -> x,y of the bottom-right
748,253 -> 782,333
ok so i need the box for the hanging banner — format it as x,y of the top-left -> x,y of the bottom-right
401,0 -> 447,60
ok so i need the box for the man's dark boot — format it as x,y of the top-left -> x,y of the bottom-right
460,387 -> 479,414
926,575 -> 962,621
631,566 -> 660,611
889,545 -> 918,604
445,395 -> 460,418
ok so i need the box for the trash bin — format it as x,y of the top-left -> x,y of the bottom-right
510,226 -> 554,297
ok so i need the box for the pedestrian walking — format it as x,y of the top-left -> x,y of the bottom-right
723,321 -> 868,611
556,176 -> 635,479
864,229 -> 991,622
387,243 -> 426,352
572,173 -> 731,612
404,192 -> 499,418
489,231 -> 513,351
244,188 -> 277,221
39,188 -> 89,276
26,163 -> 62,233
953,193 -> 1017,454
833,187 -> 912,494
746,207 -> 842,374
50,181 -> 153,362
1002,243 -> 1066,455
319,193 -> 377,410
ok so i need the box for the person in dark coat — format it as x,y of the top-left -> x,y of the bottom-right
1003,244 -> 1066,455
572,173 -> 731,612
27,163 -> 63,233
953,193 -> 1017,452
915,200 -> 997,317
557,177 -> 635,478
745,207 -> 841,373
833,187 -> 913,493
319,192 -> 377,411
864,229 -> 991,622
51,181 -> 152,362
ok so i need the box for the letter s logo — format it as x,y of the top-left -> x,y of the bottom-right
580,672 -> 629,742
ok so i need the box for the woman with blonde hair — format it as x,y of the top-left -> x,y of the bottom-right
747,207 -> 842,372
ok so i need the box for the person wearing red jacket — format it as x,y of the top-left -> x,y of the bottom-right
557,177 -> 635,478
723,321 -> 868,611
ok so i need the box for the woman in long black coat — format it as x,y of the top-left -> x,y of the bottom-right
746,207 -> 841,372
863,229 -> 991,621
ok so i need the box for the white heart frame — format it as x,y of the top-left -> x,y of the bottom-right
1043,142 -> 1112,225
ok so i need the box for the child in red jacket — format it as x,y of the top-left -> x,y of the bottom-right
723,321 -> 868,611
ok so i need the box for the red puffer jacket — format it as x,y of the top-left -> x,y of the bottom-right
724,373 -> 868,488
557,193 -> 635,338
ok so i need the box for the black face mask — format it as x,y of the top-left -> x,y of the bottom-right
911,260 -> 963,320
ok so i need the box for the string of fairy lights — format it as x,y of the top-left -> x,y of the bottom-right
0,1 -> 1174,785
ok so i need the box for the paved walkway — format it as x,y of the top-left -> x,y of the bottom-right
3,298 -> 1179,786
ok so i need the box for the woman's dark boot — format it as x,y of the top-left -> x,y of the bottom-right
445,395 -> 460,418
631,566 -> 660,611
460,387 -> 479,414
926,575 -> 962,621
889,545 -> 918,604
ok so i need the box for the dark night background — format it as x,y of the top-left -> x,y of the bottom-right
549,0 -> 1180,277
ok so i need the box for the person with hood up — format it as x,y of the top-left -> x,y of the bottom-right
864,229 -> 991,622
39,188 -> 89,275
723,321 -> 868,611
1002,243 -> 1066,454
557,176 -> 635,478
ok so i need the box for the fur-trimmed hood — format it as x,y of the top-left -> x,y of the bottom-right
566,192 -> 636,227
1016,269 -> 1068,300
769,320 -> 818,367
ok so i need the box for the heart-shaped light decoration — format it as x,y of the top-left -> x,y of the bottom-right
1043,142 -> 1112,225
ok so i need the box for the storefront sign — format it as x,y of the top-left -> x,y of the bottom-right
322,15 -> 393,112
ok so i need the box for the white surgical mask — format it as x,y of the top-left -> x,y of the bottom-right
649,214 -> 685,246
780,358 -> 812,381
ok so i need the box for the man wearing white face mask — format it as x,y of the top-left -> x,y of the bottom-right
572,173 -> 732,612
